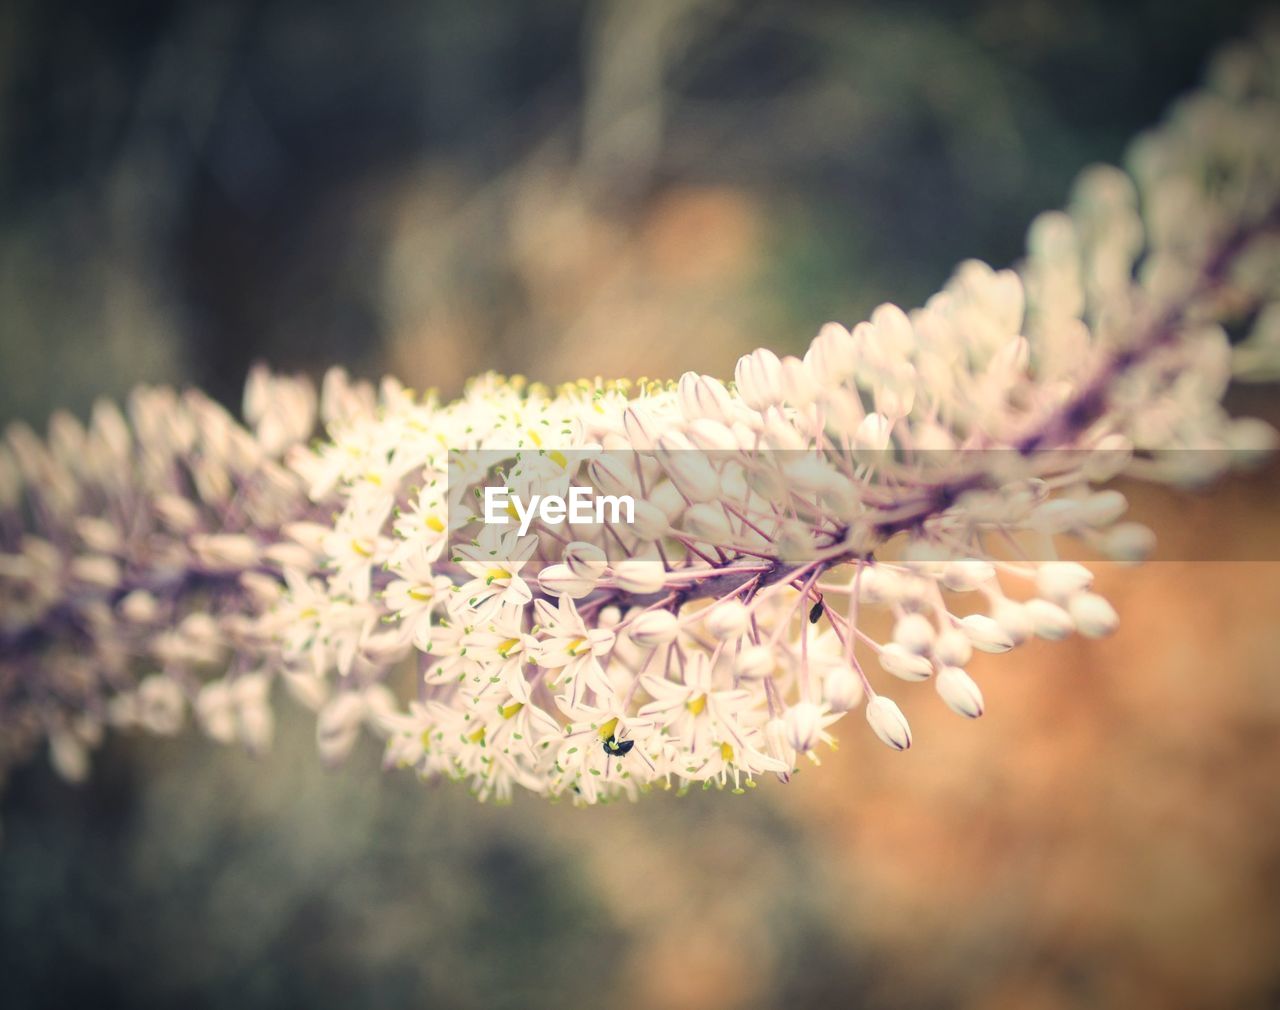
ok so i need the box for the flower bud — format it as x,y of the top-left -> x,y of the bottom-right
628,609 -> 680,648
564,541 -> 608,581
537,563 -> 595,599
959,614 -> 1015,653
935,667 -> 984,718
196,681 -> 237,744
685,417 -> 740,453
734,348 -> 784,409
612,559 -> 668,594
991,598 -> 1033,645
878,643 -> 933,681
191,533 -> 260,571
824,665 -> 865,711
317,692 -> 367,765
764,717 -> 796,772
137,676 -> 185,735
677,372 -> 734,423
630,500 -> 671,541
683,502 -> 734,542
941,559 -> 994,592
932,628 -> 973,667
892,613 -> 935,654
1035,561 -> 1093,600
854,412 -> 892,453
623,404 -> 662,452
1102,522 -> 1155,563
705,600 -> 751,640
736,644 -> 775,679
1024,598 -> 1074,639
1068,591 -> 1119,637
865,695 -> 912,750
783,702 -> 825,752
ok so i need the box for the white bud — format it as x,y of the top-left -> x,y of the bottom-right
537,563 -> 596,599
623,404 -> 662,452
1068,591 -> 1119,638
855,565 -> 900,604
196,681 -> 238,745
865,695 -> 912,750
991,598 -> 1033,645
628,609 -> 680,648
764,717 -> 796,772
705,600 -> 751,640
119,590 -> 159,624
941,559 -> 994,592
656,430 -> 721,502
734,348 -> 785,410
932,628 -> 973,667
564,541 -> 608,581
49,730 -> 90,783
783,702 -> 825,752
317,692 -> 367,765
805,322 -> 857,383
137,676 -> 185,735
611,559 -> 668,594
631,500 -> 670,541
824,665 -> 865,711
892,613 -> 935,654
70,555 -> 121,589
959,614 -> 1015,653
283,671 -> 329,711
854,412 -> 892,453
1024,598 -> 1075,640
878,643 -> 934,681
1035,561 -> 1093,600
1084,433 -> 1134,481
1076,489 -> 1128,527
684,416 -> 741,453
191,533 -> 260,571
736,644 -> 775,679
935,667 -> 984,718
683,502 -> 734,542
1102,522 -> 1156,563
75,516 -> 123,554
238,702 -> 275,755
1226,417 -> 1277,466
677,372 -> 734,423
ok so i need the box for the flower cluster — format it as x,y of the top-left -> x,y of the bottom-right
2,31 -> 1279,805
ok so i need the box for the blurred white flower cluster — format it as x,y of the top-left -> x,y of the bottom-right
2,31 -> 1279,805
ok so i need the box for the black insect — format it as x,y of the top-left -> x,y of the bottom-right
602,734 -> 635,757
809,600 -> 824,624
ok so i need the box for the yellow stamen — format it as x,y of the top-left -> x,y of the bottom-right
425,515 -> 445,533
487,567 -> 512,582
598,717 -> 619,740
548,450 -> 568,469
686,694 -> 707,716
500,702 -> 524,720
351,537 -> 374,558
497,637 -> 521,658
566,636 -> 587,656
467,726 -> 486,744
720,741 -> 735,762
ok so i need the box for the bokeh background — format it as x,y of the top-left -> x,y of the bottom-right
3,1 -> 1280,1008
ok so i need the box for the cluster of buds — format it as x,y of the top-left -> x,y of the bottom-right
1,31 -> 1279,805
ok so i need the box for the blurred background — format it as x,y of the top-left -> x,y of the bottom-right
3,1 -> 1280,1008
